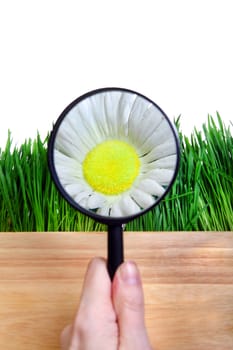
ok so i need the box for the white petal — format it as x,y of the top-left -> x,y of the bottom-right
74,191 -> 90,203
138,119 -> 173,155
147,169 -> 175,185
145,155 -> 178,170
117,92 -> 137,137
128,96 -> 150,142
78,197 -> 88,209
133,106 -> 164,151
66,107 -> 97,149
56,139 -> 85,163
131,188 -> 155,209
57,118 -> 91,156
137,179 -> 165,197
58,167 -> 82,179
87,193 -> 107,209
76,98 -> 107,144
64,183 -> 86,196
55,150 -> 78,167
110,200 -> 123,217
55,154 -> 83,183
88,93 -> 110,137
118,194 -> 141,216
97,205 -> 111,216
59,174 -> 84,186
55,155 -> 83,185
65,108 -> 94,149
104,91 -> 122,137
142,138 -> 176,162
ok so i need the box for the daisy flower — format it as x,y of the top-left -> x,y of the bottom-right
51,88 -> 179,220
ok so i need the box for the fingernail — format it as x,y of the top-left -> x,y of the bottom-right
119,261 -> 141,285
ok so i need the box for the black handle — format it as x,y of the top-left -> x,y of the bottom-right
107,224 -> 124,280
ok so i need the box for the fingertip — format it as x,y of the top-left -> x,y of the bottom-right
112,261 -> 152,349
77,256 -> 112,313
87,256 -> 107,271
84,257 -> 110,285
112,260 -> 144,315
116,261 -> 141,286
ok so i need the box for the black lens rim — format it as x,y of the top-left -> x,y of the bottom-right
47,87 -> 180,225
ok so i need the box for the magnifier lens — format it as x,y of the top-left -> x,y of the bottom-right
49,88 -> 179,224
48,88 -> 180,279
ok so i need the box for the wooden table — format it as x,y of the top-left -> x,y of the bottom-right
0,232 -> 233,350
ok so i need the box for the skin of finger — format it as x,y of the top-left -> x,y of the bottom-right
112,261 -> 153,350
61,257 -> 118,350
60,324 -> 73,350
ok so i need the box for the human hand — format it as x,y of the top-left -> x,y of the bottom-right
60,257 -> 153,350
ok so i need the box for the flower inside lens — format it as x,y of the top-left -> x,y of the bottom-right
83,140 -> 140,195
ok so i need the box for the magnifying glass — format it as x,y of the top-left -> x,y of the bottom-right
48,87 -> 180,279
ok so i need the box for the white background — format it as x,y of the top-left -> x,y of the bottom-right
0,0 -> 232,148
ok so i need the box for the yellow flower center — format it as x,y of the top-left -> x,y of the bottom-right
83,140 -> 140,195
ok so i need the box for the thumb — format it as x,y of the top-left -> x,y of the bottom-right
112,261 -> 152,350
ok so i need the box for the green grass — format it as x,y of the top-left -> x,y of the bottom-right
0,113 -> 232,231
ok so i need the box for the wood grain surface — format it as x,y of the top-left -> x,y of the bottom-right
0,232 -> 233,350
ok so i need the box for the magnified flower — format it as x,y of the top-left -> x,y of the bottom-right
54,90 -> 178,218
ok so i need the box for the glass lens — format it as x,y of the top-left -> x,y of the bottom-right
48,88 -> 179,223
